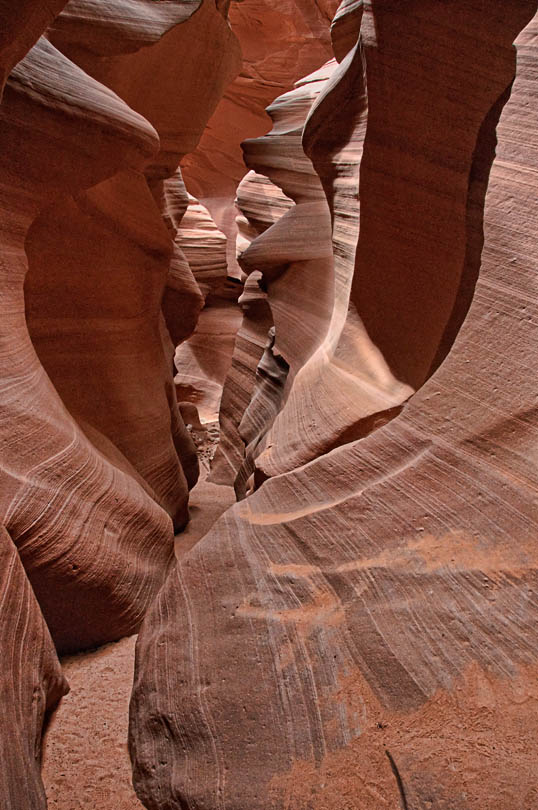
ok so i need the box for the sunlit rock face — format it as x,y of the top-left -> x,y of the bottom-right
130,2 -> 538,809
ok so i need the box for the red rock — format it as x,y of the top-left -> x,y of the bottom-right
0,32 -> 176,657
173,195 -> 243,423
0,0 -> 68,91
178,0 -> 342,470
160,170 -> 206,349
214,46 -> 411,489
0,1 -> 241,799
1,0 -> 240,656
1,0 -> 537,805
130,4 -> 538,808
210,168 -> 297,486
0,526 -> 68,810
25,0 -> 241,524
183,0 -> 339,202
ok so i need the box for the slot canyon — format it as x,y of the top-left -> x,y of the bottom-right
0,1 -> 537,808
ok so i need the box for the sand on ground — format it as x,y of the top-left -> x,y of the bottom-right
42,478 -> 236,809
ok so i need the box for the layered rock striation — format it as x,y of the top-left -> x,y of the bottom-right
179,0 -> 342,437
0,526 -> 69,810
0,1 -> 239,806
173,194 -> 243,424
130,2 -> 538,808
2,0 -> 239,649
1,0 -> 537,808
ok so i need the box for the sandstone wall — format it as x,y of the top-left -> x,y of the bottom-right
1,1 -> 537,808
0,1 -> 238,805
130,2 -> 538,808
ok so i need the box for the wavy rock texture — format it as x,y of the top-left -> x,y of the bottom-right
1,1 -> 239,804
210,169 -> 294,485
183,0 -> 340,204
0,1 -> 240,651
160,170 -> 205,349
213,15 -> 411,489
176,0 -> 341,426
1,42 -> 172,798
130,4 -> 538,809
1,25 -> 174,645
0,526 -> 68,810
26,0 -> 240,524
173,194 -> 243,423
227,62 -> 338,494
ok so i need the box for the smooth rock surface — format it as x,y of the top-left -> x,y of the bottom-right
42,480 -> 235,809
174,195 -> 243,423
28,0 -> 241,525
0,526 -> 68,810
130,5 -> 538,809
0,32 -> 173,654
0,2 -> 238,802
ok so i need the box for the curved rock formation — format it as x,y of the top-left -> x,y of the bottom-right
1,29 -> 173,652
0,1 -> 240,804
130,4 -> 538,809
229,62 -> 337,494
183,0 -> 340,204
0,526 -> 68,810
213,14 -> 411,490
210,170 -> 293,484
179,0 -> 343,452
0,0 -> 68,91
26,0 -> 240,525
160,171 -> 205,354
0,0 -> 240,650
173,194 -> 242,424
1,0 -> 537,807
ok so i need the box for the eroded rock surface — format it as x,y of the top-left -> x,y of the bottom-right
130,3 -> 538,808
179,0 -> 342,438
1,0 -> 537,808
1,0 -> 239,649
173,195 -> 243,423
0,0 -> 238,805
0,526 -> 68,810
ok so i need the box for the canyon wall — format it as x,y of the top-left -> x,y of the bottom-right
0,1 -> 536,808
130,2 -> 538,808
174,0 -> 341,424
0,1 -> 239,806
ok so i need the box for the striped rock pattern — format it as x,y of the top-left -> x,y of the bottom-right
0,1 -> 238,805
183,0 -> 340,204
230,62 -> 335,496
1,24 -> 174,648
210,171 -> 293,485
180,0 -> 341,446
2,0 -> 239,653
28,0 -> 240,525
130,3 -> 538,809
173,195 -> 243,424
213,10 -> 411,490
0,525 -> 69,810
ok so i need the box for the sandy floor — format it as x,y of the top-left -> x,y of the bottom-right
42,477 -> 235,808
